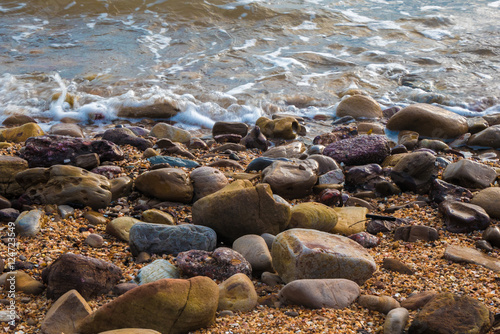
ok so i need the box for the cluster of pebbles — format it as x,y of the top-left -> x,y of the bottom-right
1,94 -> 500,334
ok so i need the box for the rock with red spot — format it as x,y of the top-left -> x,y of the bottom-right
348,232 -> 380,248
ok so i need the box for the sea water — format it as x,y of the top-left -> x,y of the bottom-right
0,0 -> 499,129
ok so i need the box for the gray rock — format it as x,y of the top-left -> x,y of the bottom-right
384,308 -> 409,334
443,159 -> 497,189
15,209 -> 44,237
278,278 -> 360,309
468,124 -> 500,148
102,127 -> 152,151
84,234 -> 104,248
129,222 -> 217,256
232,235 -> 273,273
429,178 -> 473,203
318,169 -> 345,185
471,187 -> 500,219
306,154 -> 339,175
262,142 -> 305,159
390,151 -> 437,194
345,164 -> 385,191
439,200 -> 490,233
135,259 -> 180,285
394,225 -> 439,243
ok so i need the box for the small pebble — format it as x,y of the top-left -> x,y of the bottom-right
219,310 -> 235,317
84,233 -> 104,248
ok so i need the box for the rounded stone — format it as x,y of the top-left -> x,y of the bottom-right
218,273 -> 258,312
135,168 -> 193,203
336,95 -> 382,119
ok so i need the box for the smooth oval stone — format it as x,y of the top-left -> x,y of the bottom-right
0,122 -> 44,143
190,167 -> 229,201
336,95 -> 382,119
384,308 -> 410,334
135,259 -> 180,285
134,168 -> 193,203
129,222 -> 217,256
358,295 -> 401,314
288,202 -> 338,233
218,273 -> 258,312
15,209 -> 44,237
232,235 -> 273,273
106,217 -> 141,242
468,124 -> 500,148
471,187 -> 500,219
141,209 -> 175,225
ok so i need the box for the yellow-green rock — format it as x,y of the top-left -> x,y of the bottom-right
288,202 -> 338,233
256,116 -> 301,140
332,207 -> 368,235
218,273 -> 258,312
106,217 -> 142,242
141,209 -> 175,225
0,122 -> 44,143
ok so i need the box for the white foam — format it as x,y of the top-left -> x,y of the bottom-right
257,48 -> 307,70
0,3 -> 26,13
64,1 -> 76,10
233,39 -> 256,50
489,1 -> 500,7
340,9 -> 374,23
367,36 -> 397,47
137,28 -> 171,60
226,83 -> 255,96
367,21 -> 402,31
420,29 -> 453,40
291,21 -> 318,30
297,70 -> 341,86
421,6 -> 442,11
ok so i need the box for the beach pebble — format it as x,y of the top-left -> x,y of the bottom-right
336,95 -> 382,119
0,122 -> 44,143
218,273 -> 258,312
439,200 -> 490,233
471,187 -> 500,218
240,126 -> 268,151
148,155 -> 199,168
443,159 -> 497,189
262,160 -> 318,199
49,122 -> 84,138
141,209 -> 175,225
42,253 -> 122,300
0,155 -> 28,198
41,289 -> 91,334
112,283 -> 138,296
134,168 -> 193,203
77,277 -> 218,334
278,278 -> 360,309
383,307 -> 409,334
256,116 -> 301,140
323,135 -> 390,166
84,234 -> 104,248
409,293 -> 493,334
14,209 -> 44,237
482,226 -> 500,247
345,164 -> 384,191
129,222 -> 217,256
358,295 -> 400,314
382,258 -> 414,275
429,178 -> 474,204
271,229 -> 376,284
263,141 -> 306,159
177,247 -> 251,281
318,169 -> 345,185
232,235 -> 273,273
0,271 -> 44,295
190,167 -> 229,201
106,217 -> 141,242
468,124 -> 500,148
135,259 -> 180,285
102,127 -> 152,151
348,232 -> 379,248
261,272 -> 283,287
394,225 -> 439,242
307,154 -> 340,175
83,210 -> 108,225
149,122 -> 191,144
212,121 -> 248,137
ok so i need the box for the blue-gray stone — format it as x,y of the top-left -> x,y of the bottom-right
135,259 -> 180,285
245,157 -> 290,172
148,156 -> 199,168
15,209 -> 44,237
129,222 -> 217,256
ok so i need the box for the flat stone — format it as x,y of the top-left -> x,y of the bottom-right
444,245 -> 500,272
443,159 -> 497,189
147,156 -> 199,168
41,289 -> 92,334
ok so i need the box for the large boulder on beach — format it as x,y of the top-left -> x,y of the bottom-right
390,151 -> 437,194
135,168 -> 193,203
192,180 -> 291,241
323,135 -> 390,166
0,155 -> 28,198
468,124 -> 500,148
409,293 -> 493,334
336,95 -> 382,119
128,222 -> 217,256
77,276 -> 218,334
471,187 -> 500,219
443,159 -> 497,189
278,278 -> 360,309
20,135 -> 124,168
386,103 -> 468,139
42,253 -> 122,300
271,229 -> 376,284
287,202 -> 338,232
16,165 -> 112,210
262,160 -> 318,199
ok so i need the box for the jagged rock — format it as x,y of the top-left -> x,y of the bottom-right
439,200 -> 490,233
41,289 -> 92,334
429,178 -> 473,203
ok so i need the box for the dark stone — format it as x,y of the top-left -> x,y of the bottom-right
318,188 -> 343,207
212,121 -> 249,137
0,195 -> 11,209
42,253 -> 122,300
409,293 -> 493,334
390,144 -> 408,154
483,226 -> 500,248
401,291 -> 437,310
214,134 -> 242,144
429,179 -> 474,203
348,232 -> 379,248
442,159 -> 497,189
390,151 -> 437,194
382,258 -> 414,275
241,126 -> 268,151
366,220 -> 395,234
439,200 -> 490,233
176,247 -> 252,281
345,164 -> 385,191
148,155 -> 200,168
323,135 -> 390,166
476,240 -> 494,252
374,180 -> 401,196
102,128 -> 153,151
20,135 -> 124,168
128,222 -> 217,256
394,225 -> 439,242
112,282 -> 138,296
245,157 -> 291,172
0,208 -> 20,223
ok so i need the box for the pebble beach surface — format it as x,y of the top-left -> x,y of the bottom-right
1,99 -> 500,334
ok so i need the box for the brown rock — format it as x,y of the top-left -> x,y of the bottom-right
336,95 -> 382,119
0,155 -> 28,198
41,289 -> 92,334
358,295 -> 400,314
117,102 -> 179,119
382,258 -> 415,275
218,273 -> 258,312
134,168 -> 193,203
401,291 -> 437,310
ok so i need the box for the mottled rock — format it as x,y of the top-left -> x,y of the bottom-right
443,159 -> 496,189
41,289 -> 92,334
218,273 -> 258,312
348,232 -> 380,248
471,187 -> 500,218
262,160 -> 318,199
102,128 -> 152,151
429,178 -> 474,203
0,122 -> 44,143
401,291 -> 437,310
149,123 -> 191,143
15,209 -> 44,237
384,308 -> 409,334
278,278 -> 360,309
386,103 -> 468,139
262,141 -> 306,159
256,116 -> 301,140
358,295 -> 400,314
288,202 -> 338,233
444,245 -> 500,272
77,277 -> 218,334
382,258 -> 414,275
336,95 -> 382,119
323,135 -> 390,166
190,167 -> 229,201
232,235 -> 273,273
390,151 -> 437,194
394,225 -> 439,243
192,181 -> 291,241
409,293 -> 493,334
129,222 -> 217,256
135,259 -> 180,285
135,168 -> 193,203
20,135 -> 124,168
42,253 -> 122,299
272,229 -> 376,284
16,165 -> 112,210
177,247 -> 251,281
0,155 -> 28,198
439,200 -> 490,233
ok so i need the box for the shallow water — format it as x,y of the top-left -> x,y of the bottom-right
0,0 -> 499,128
